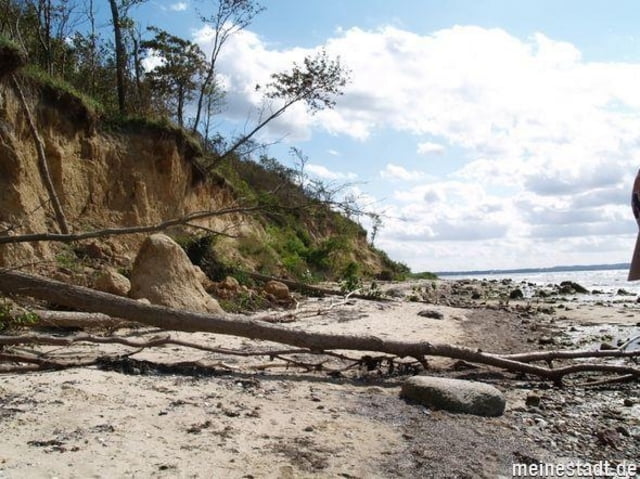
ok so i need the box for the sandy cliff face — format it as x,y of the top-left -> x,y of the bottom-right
0,76 -> 392,278
0,78 -> 244,268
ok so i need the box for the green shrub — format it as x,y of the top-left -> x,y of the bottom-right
177,234 -> 213,266
176,234 -> 232,281
305,235 -> 349,272
375,270 -> 394,281
55,245 -> 81,271
409,271 -> 438,280
0,301 -> 38,332
340,261 -> 361,292
237,233 -> 280,275
0,36 -> 26,77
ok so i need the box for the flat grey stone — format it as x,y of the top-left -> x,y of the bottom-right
417,309 -> 444,320
401,375 -> 506,417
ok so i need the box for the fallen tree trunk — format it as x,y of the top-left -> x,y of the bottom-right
29,310 -> 130,329
243,271 -> 386,300
16,309 -> 292,328
0,269 -> 638,381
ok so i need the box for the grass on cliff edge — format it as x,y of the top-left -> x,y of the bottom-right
0,36 -> 26,77
22,65 -> 104,117
18,65 -> 203,158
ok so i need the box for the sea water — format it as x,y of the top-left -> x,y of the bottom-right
445,268 -> 640,301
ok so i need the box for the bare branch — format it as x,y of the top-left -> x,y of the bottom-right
10,74 -> 70,234
502,348 -> 640,363
0,204 -> 262,245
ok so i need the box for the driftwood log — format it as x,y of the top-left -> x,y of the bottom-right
243,271 -> 387,300
27,310 -> 130,329
0,269 -> 639,382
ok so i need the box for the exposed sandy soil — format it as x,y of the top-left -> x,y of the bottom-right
1,280 -> 639,478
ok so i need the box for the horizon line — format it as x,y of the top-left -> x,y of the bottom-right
435,262 -> 630,276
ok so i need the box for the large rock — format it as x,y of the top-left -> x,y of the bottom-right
129,234 -> 223,314
220,276 -> 240,292
193,265 -> 214,290
401,376 -> 506,417
212,276 -> 242,299
264,280 -> 291,301
94,269 -> 131,297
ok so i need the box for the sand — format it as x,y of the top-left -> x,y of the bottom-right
1,281 -> 639,478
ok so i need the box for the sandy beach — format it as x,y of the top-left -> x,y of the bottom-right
1,279 -> 639,478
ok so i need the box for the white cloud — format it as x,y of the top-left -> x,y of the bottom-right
382,180 -> 514,248
306,163 -> 357,181
169,2 -> 188,11
380,163 -> 425,181
141,51 -> 164,72
417,142 -> 445,155
199,23 -> 640,164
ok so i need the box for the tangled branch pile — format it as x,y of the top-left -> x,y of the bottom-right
1,270 -> 638,386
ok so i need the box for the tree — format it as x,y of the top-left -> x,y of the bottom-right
141,27 -> 206,127
191,0 -> 264,134
72,0 -> 98,94
214,49 -> 350,164
14,0 -> 80,77
0,1 -> 34,52
107,0 -> 146,115
0,0 -> 19,37
108,0 -> 126,114
201,76 -> 226,147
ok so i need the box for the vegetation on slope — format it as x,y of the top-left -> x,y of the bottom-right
0,36 -> 26,77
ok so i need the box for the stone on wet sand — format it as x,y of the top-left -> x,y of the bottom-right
509,288 -> 524,300
558,281 -> 589,295
401,376 -> 506,417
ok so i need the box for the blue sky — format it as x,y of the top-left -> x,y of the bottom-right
126,1 -> 640,272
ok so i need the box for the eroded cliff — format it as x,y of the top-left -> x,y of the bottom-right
0,76 -> 248,268
0,73 -> 400,281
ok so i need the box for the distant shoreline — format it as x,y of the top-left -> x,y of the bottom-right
436,263 -> 630,277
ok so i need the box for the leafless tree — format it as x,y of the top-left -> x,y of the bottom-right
191,0 -> 264,134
